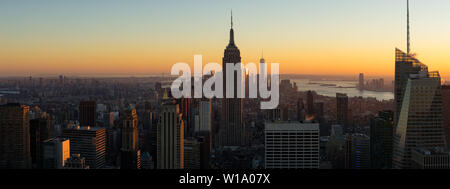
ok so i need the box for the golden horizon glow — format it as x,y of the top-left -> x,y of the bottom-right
1,0 -> 450,81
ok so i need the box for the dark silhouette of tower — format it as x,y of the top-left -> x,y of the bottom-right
120,106 -> 141,169
306,90 -> 314,115
370,111 -> 393,169
219,11 -> 245,147
0,104 -> 31,169
29,115 -> 53,168
297,98 -> 305,121
336,93 -> 349,127
442,85 -> 450,149
79,101 -> 96,127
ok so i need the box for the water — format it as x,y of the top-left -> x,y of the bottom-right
291,79 -> 394,101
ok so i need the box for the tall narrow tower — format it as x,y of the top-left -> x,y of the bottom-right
219,11 -> 245,147
120,106 -> 141,169
393,0 -> 446,169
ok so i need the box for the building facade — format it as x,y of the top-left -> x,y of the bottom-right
219,13 -> 245,147
42,138 -> 70,169
265,121 -> 320,169
157,96 -> 184,169
393,49 -> 446,168
370,111 -> 393,169
344,133 -> 370,169
412,148 -> 450,169
121,107 -> 141,169
62,126 -> 106,169
0,103 -> 31,169
336,93 -> 349,127
79,101 -> 96,127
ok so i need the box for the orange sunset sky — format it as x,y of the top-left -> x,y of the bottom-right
1,0 -> 450,81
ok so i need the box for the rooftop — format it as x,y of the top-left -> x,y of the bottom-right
265,121 -> 319,131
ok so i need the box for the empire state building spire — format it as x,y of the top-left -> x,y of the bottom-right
231,10 -> 233,29
220,10 -> 244,147
229,10 -> 235,45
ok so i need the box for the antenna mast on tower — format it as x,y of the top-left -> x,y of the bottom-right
407,0 -> 411,54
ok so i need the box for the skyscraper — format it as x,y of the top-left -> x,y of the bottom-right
441,85 -> 450,149
62,126 -> 106,169
370,111 -> 393,169
157,92 -> 184,169
29,115 -> 54,168
358,73 -> 364,90
219,11 -> 245,147
326,125 -> 345,169
184,137 -> 202,169
120,106 -> 141,169
42,138 -> 70,169
197,99 -> 212,155
0,103 -> 31,169
394,48 -> 427,126
314,101 -> 324,120
296,98 -> 305,121
394,0 -> 427,126
29,119 -> 42,168
306,90 -> 314,115
258,54 -> 266,98
79,101 -> 97,127
393,1 -> 446,169
180,98 -> 193,137
265,121 -> 320,169
336,93 -> 348,127
344,134 -> 370,169
197,99 -> 212,134
393,67 -> 445,168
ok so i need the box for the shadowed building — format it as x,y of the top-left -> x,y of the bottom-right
412,147 -> 450,169
370,111 -> 393,169
393,50 -> 445,169
344,133 -> 370,169
441,85 -> 450,149
157,92 -> 184,169
184,137 -> 201,169
219,12 -> 245,147
120,106 -> 141,169
79,101 -> 96,127
62,126 -> 106,169
306,91 -> 314,115
393,1 -> 446,169
29,115 -> 54,168
358,73 -> 364,90
64,154 -> 89,169
0,103 -> 31,169
336,93 -> 348,127
42,138 -> 70,169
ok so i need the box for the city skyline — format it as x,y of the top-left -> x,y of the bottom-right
2,0 -> 450,81
3,0 -> 450,176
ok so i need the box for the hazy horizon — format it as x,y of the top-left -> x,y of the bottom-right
1,0 -> 450,81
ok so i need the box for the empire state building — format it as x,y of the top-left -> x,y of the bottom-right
218,12 -> 245,147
